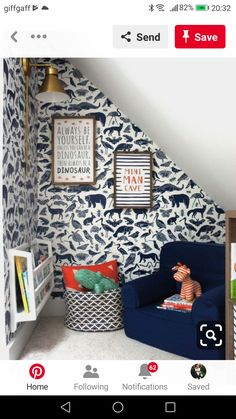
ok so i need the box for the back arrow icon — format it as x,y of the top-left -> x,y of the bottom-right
61,402 -> 71,414
11,31 -> 18,43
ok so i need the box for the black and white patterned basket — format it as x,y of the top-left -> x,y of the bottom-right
64,288 -> 124,332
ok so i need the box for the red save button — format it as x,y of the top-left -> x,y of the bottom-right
175,25 -> 226,48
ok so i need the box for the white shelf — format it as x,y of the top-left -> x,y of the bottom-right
8,239 -> 54,332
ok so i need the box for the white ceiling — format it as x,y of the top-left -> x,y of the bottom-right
70,58 -> 236,210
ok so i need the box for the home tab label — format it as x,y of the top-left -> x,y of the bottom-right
175,25 -> 226,48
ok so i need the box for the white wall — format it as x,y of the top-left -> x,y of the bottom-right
70,58 -> 236,210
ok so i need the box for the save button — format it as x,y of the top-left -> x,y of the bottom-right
175,25 -> 226,48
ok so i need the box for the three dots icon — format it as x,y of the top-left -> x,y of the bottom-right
31,34 -> 47,39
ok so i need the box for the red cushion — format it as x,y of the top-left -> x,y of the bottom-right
61,260 -> 119,292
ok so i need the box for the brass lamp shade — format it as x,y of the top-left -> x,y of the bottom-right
21,58 -> 69,176
36,66 -> 69,102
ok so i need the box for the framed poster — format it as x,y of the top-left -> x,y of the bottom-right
52,116 -> 96,185
114,151 -> 152,209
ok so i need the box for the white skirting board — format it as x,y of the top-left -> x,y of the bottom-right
0,342 -> 9,360
6,321 -> 37,360
40,297 -> 65,317
234,306 -> 236,360
1,299 -> 64,360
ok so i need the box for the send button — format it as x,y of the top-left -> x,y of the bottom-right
114,25 -> 168,48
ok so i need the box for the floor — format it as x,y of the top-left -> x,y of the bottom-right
20,317 -> 185,360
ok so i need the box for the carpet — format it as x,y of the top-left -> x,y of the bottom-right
20,317 -> 186,360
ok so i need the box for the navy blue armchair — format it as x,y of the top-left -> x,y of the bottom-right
122,241 -> 225,360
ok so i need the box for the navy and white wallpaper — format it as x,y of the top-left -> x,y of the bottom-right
3,58 -> 39,344
3,58 -> 226,345
36,59 -> 225,293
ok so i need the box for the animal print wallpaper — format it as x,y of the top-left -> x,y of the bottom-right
36,59 -> 225,293
3,58 -> 226,346
3,58 -> 39,344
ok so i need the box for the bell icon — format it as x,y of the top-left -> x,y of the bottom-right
138,363 -> 151,379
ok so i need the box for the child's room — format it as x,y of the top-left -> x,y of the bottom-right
1,57 -> 236,360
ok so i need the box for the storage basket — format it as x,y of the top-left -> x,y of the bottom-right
64,288 -> 123,332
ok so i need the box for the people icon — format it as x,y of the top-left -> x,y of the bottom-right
83,365 -> 99,378
190,363 -> 207,379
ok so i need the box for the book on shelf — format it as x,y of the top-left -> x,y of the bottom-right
162,301 -> 193,309
15,256 -> 29,313
35,278 -> 52,308
230,243 -> 236,299
31,242 -> 48,269
164,294 -> 195,306
156,303 -> 190,313
22,269 -> 30,309
156,293 -> 195,313
30,242 -> 40,269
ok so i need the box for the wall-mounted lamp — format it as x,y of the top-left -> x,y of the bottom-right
21,58 -> 69,175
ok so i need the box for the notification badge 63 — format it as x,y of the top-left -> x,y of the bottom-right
29,363 -> 45,379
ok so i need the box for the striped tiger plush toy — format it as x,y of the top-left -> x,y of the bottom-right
172,262 -> 202,302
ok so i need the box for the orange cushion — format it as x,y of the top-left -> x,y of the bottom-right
61,260 -> 119,292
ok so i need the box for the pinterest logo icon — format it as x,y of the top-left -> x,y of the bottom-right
29,364 -> 45,380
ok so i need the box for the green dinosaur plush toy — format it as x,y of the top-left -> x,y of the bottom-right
74,269 -> 118,294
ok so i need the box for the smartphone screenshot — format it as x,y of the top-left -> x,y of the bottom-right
0,0 -> 236,415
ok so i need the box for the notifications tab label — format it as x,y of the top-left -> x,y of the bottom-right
175,25 -> 226,48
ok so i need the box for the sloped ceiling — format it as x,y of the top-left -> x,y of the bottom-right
70,58 -> 236,210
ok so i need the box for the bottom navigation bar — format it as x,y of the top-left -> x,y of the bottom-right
0,361 -> 235,395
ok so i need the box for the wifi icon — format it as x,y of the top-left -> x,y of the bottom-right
156,4 -> 165,11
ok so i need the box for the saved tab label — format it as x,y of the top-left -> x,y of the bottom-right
175,25 -> 226,48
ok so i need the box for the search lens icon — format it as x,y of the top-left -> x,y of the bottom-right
206,330 -> 217,341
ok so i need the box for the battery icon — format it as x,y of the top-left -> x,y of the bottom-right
196,4 -> 209,10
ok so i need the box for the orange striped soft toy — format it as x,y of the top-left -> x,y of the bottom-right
172,262 -> 202,302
